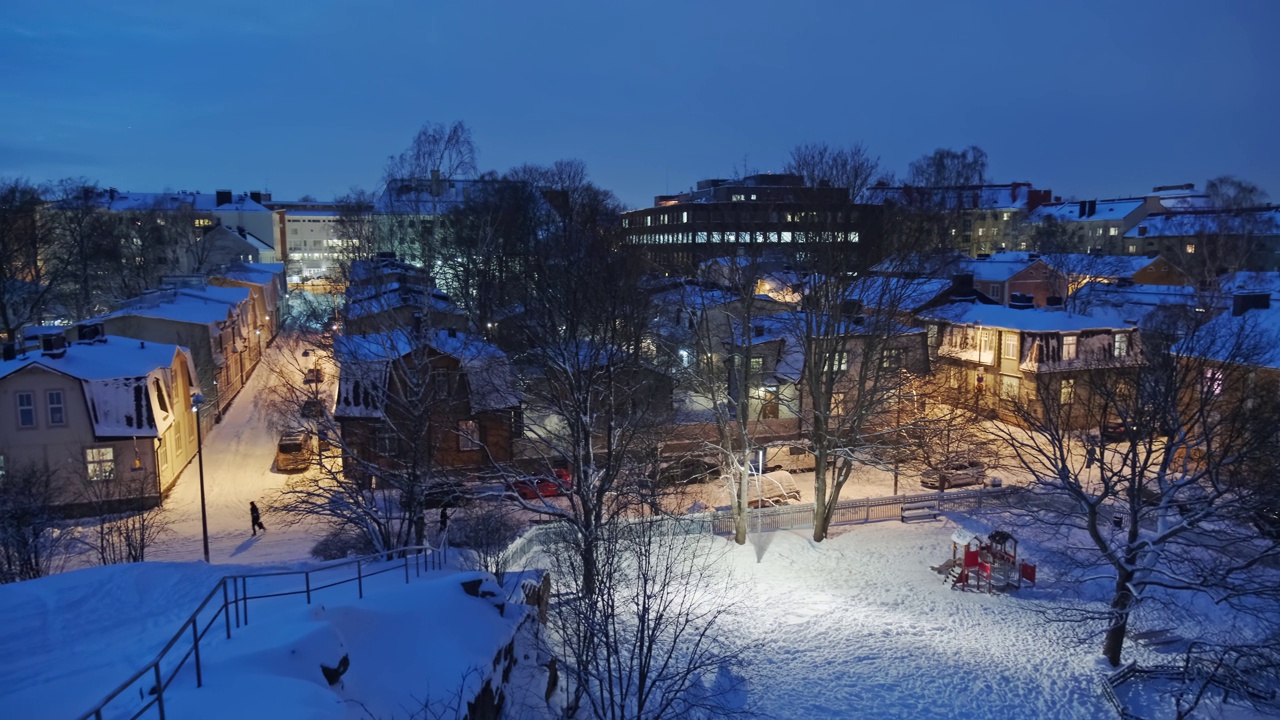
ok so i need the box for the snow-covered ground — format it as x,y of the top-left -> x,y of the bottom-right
4,506 -> 1272,719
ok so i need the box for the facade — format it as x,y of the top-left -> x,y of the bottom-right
343,256 -> 467,334
98,283 -> 259,428
333,328 -> 520,490
208,262 -> 288,342
957,253 -> 1064,307
621,173 -> 879,271
1025,185 -> 1208,255
0,332 -> 199,515
1124,207 -> 1280,273
858,182 -> 1053,256
262,199 -> 349,282
921,302 -> 1139,429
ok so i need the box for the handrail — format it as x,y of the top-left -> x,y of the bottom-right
77,545 -> 440,720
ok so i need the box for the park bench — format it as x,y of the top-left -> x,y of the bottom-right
900,500 -> 941,523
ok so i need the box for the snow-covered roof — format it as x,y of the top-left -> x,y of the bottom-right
335,329 -> 518,418
0,336 -> 196,438
842,276 -> 953,312
1218,271 -> 1280,300
920,302 -> 1130,333
957,254 -> 1046,282
1178,305 -> 1280,369
104,290 -> 241,326
206,225 -> 274,253
1124,208 -> 1280,239
1026,198 -> 1145,224
1041,254 -> 1160,279
857,183 -> 1041,211
212,263 -> 284,287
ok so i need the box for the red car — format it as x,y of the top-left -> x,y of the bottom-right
508,468 -> 572,500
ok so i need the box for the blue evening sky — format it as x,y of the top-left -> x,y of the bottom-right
1,1 -> 1275,208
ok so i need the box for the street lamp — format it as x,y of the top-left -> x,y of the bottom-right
192,393 -> 210,563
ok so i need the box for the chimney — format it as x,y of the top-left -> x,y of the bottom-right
447,327 -> 457,338
1009,293 -> 1035,309
40,334 -> 67,359
951,273 -> 976,300
753,325 -> 764,337
1087,200 -> 1097,217
216,189 -> 232,206
431,169 -> 443,196
249,191 -> 262,204
1232,292 -> 1271,317
2,341 -> 15,361
76,322 -> 104,343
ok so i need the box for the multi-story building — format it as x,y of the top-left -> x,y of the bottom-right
261,198 -> 349,282
1025,184 -> 1208,255
1123,207 -> 1280,274
0,329 -> 200,515
858,182 -> 1053,256
621,173 -> 879,271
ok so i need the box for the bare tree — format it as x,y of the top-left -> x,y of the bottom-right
907,146 -> 989,188
992,304 -> 1280,667
385,121 -> 478,185
0,178 -> 59,341
784,142 -> 879,198
77,469 -> 171,565
46,178 -> 118,321
547,518 -> 750,720
0,463 -> 69,583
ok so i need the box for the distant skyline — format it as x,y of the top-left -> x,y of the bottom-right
2,1 -> 1277,209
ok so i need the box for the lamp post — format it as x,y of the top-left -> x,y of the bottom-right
192,393 -> 210,563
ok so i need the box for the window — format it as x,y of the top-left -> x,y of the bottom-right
749,356 -> 763,373
1204,368 -> 1224,396
979,329 -> 994,356
1060,378 -> 1075,404
16,391 -> 35,428
1096,228 -> 1104,236
458,420 -> 481,451
927,324 -> 939,347
978,227 -> 986,237
731,194 -> 746,202
46,390 -> 65,426
1185,243 -> 1196,255
1062,336 -> 1078,361
1109,227 -> 1119,236
881,348 -> 903,369
1113,334 -> 1129,358
1002,212 -> 1011,221
1128,244 -> 1137,254
375,425 -> 397,456
85,447 -> 115,482
830,391 -> 846,417
1002,333 -> 1019,360
989,284 -> 1003,301
0,454 -> 5,485
831,350 -> 849,371
510,407 -> 524,437
681,211 -> 688,223
999,375 -> 1020,400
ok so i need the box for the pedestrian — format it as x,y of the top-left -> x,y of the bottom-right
250,501 -> 266,535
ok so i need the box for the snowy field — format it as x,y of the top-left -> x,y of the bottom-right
3,508 -> 1224,720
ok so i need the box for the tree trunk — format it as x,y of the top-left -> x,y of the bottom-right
1102,566 -> 1135,666
734,465 -> 749,544
813,452 -> 828,542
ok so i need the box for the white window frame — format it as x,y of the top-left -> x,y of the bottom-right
1060,378 -> 1075,404
16,391 -> 35,428
457,420 -> 481,451
47,389 -> 66,427
999,375 -> 1020,400
1062,335 -> 1078,361
1113,334 -> 1129,358
86,447 -> 116,482
1002,333 -> 1019,360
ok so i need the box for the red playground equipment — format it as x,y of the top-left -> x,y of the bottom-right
936,529 -> 1037,592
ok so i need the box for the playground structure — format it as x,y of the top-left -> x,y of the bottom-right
933,528 -> 1037,593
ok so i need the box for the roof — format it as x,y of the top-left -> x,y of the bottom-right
920,302 -> 1131,333
334,329 -> 518,419
1178,306 -> 1280,370
1026,198 -> 1146,224
0,336 -> 196,438
1218,271 -> 1280,300
1124,208 -> 1280,239
957,254 -> 1046,282
1041,254 -> 1162,278
842,276 -> 953,312
857,183 -> 1042,211
104,291 -> 238,326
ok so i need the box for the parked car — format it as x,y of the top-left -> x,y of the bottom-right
276,431 -> 315,473
654,457 -> 718,486
920,459 -> 987,490
507,468 -> 572,500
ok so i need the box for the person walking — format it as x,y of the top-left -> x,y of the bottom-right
250,501 -> 266,535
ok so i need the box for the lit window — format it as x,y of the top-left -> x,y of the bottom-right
1002,212 -> 1011,221
16,391 -> 35,428
1062,335 -> 1078,361
881,348 -> 903,368
1000,375 -> 1020,400
86,447 -> 116,482
458,420 -> 481,451
681,211 -> 688,223
1060,378 -> 1075,404
1113,334 -> 1129,358
830,391 -> 846,417
1204,368 -> 1223,396
47,390 -> 65,426
749,356 -> 763,373
0,454 -> 5,485
832,350 -> 849,371
1128,245 -> 1137,253
1002,333 -> 1019,360
978,227 -> 986,237
1185,243 -> 1196,255
1096,228 -> 1104,236
1109,227 -> 1119,236
731,194 -> 746,202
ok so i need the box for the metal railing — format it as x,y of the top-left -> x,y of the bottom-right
707,486 -> 1019,535
77,546 -> 442,720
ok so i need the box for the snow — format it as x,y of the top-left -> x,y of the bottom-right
922,301 -> 1131,332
